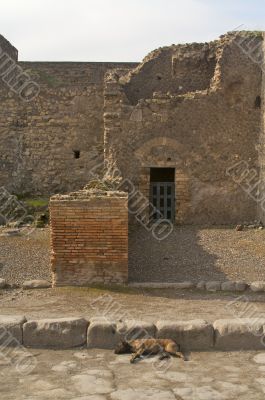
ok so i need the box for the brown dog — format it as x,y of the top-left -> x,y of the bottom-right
114,338 -> 186,363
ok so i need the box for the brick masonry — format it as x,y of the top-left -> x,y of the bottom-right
50,192 -> 128,286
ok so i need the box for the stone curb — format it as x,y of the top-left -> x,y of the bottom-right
129,281 -> 265,292
1,316 -> 265,351
22,280 -> 52,289
156,319 -> 214,351
0,315 -> 26,345
214,319 -> 265,350
23,317 -> 88,348
1,280 -> 265,293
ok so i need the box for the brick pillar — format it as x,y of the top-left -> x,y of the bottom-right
50,192 -> 128,286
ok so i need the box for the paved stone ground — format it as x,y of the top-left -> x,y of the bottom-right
1,348 -> 265,399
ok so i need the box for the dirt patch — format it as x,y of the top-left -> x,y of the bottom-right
1,286 -> 265,322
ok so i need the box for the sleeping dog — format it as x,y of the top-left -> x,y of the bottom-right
114,338 -> 187,363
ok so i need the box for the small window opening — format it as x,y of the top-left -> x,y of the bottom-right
73,150 -> 80,159
255,96 -> 261,109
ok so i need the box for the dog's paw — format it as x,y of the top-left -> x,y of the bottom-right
159,354 -> 170,361
183,355 -> 190,362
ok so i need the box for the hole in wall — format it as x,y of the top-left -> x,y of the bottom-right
157,75 -> 162,80
167,157 -> 172,162
73,150 -> 80,159
255,96 -> 261,109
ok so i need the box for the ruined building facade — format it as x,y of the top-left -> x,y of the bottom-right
1,32 -> 265,225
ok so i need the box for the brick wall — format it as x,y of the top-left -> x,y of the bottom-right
50,192 -> 128,286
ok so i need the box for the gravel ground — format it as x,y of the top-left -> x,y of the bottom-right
129,225 -> 265,283
0,227 -> 50,285
1,225 -> 265,285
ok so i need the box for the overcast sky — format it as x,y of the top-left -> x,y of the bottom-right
0,0 -> 264,62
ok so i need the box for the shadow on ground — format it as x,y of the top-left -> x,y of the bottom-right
128,225 -> 224,283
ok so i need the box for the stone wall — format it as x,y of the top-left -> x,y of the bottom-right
50,191 -> 128,286
0,59 -> 137,196
0,34 -> 18,60
259,33 -> 265,224
104,32 -> 264,225
1,32 -> 264,226
122,42 -> 218,105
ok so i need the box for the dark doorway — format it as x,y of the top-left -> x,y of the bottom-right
150,168 -> 175,221
150,167 -> 174,182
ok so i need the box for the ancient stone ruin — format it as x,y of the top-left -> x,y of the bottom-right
1,31 -> 265,285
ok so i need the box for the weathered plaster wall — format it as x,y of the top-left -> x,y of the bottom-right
0,60 -> 137,196
104,33 -> 263,225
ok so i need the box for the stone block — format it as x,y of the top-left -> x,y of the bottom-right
156,319 -> 214,351
250,282 -> 265,292
0,278 -> 6,289
87,319 -> 121,349
235,282 -> 248,292
118,320 -> 156,341
23,318 -> 88,348
0,315 -> 26,345
221,282 -> 236,291
196,281 -> 206,290
214,319 -> 265,350
174,282 -> 195,289
22,280 -> 51,289
206,281 -> 221,291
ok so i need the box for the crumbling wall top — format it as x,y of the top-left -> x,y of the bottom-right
118,31 -> 264,105
0,34 -> 18,61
